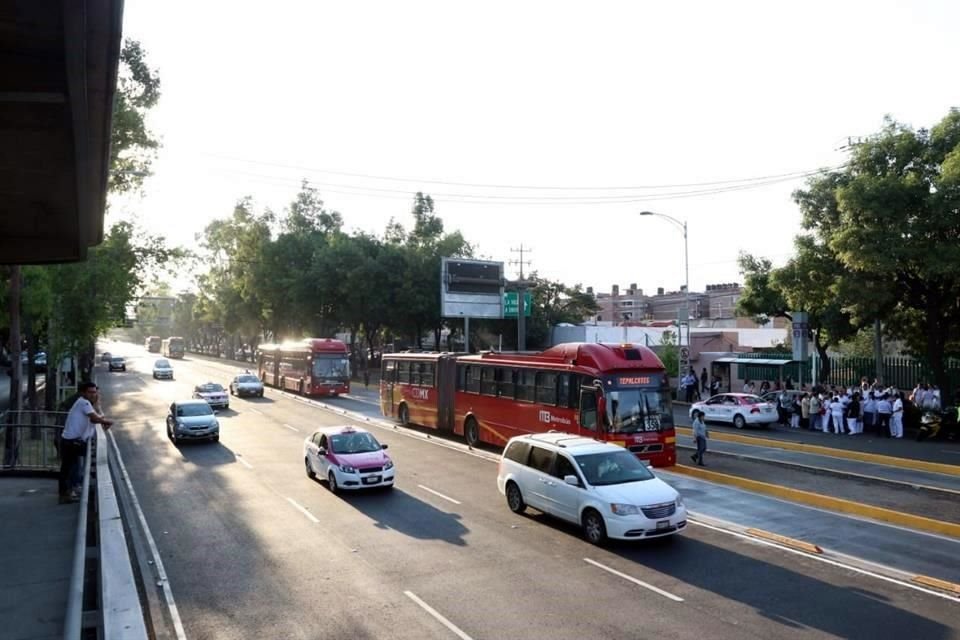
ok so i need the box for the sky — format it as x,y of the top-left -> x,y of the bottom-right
112,0 -> 960,297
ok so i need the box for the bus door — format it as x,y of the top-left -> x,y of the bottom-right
382,360 -> 397,417
579,384 -> 601,435
436,355 -> 455,432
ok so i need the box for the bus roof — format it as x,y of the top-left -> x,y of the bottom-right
467,342 -> 664,372
259,338 -> 348,354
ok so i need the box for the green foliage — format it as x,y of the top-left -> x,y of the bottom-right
110,40 -> 161,194
658,330 -> 679,377
524,274 -> 600,349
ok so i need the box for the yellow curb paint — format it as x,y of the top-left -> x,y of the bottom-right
912,576 -> 960,595
672,464 -> 960,539
675,426 -> 960,477
745,528 -> 823,554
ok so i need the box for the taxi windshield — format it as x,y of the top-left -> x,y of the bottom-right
604,388 -> 674,434
330,431 -> 381,454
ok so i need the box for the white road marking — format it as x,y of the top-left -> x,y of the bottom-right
237,456 -> 254,469
404,591 -> 474,640
417,484 -> 462,505
584,558 -> 684,602
250,408 -> 263,415
283,423 -> 300,432
107,432 -> 189,640
286,497 -> 320,523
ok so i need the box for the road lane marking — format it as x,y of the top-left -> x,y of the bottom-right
107,432 -> 189,640
237,456 -> 254,470
250,408 -> 263,415
403,591 -> 473,640
286,497 -> 320,523
283,423 -> 300,432
417,484 -> 462,505
583,558 -> 684,602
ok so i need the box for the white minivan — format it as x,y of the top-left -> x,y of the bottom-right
497,432 -> 687,545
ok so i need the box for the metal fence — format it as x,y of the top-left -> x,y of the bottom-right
0,410 -> 68,472
741,352 -> 960,390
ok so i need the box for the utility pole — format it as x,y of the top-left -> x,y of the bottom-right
509,245 -> 533,351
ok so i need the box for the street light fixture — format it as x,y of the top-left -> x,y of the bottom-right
639,211 -> 690,376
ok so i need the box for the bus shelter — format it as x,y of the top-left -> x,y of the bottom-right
710,356 -> 801,392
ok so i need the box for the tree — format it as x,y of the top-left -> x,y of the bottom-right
524,274 -> 600,349
109,40 -> 161,194
793,109 -> 960,390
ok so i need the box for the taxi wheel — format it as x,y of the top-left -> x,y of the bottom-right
733,414 -> 746,429
582,509 -> 607,546
305,457 -> 316,479
328,472 -> 339,494
464,417 -> 480,448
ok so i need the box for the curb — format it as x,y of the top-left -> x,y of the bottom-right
674,442 -> 960,498
744,527 -> 823,553
912,575 -> 960,596
670,464 -> 960,539
675,426 -> 960,477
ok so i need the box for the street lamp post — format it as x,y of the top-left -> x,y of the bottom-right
639,211 -> 690,378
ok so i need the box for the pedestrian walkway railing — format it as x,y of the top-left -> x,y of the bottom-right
0,410 -> 67,472
61,425 -> 149,640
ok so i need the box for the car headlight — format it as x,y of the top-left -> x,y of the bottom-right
384,459 -> 394,470
610,503 -> 641,516
339,464 -> 357,474
675,495 -> 685,508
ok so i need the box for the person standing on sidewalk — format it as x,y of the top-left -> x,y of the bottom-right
877,393 -> 893,438
809,393 -> 821,432
891,392 -> 905,438
58,382 -> 113,504
830,396 -> 845,435
847,393 -> 861,435
801,393 -> 811,429
691,409 -> 708,466
700,368 -> 709,396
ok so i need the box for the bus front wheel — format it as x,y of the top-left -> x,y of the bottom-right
464,417 -> 480,448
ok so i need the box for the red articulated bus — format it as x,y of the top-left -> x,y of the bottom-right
258,339 -> 351,396
379,342 -> 676,467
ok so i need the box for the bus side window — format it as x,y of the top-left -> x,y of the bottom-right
579,387 -> 598,431
422,362 -> 435,387
466,366 -> 481,394
383,360 -> 396,383
480,367 -> 497,396
557,374 -> 570,408
536,372 -> 558,405
496,367 -> 514,398
516,370 -> 536,402
398,361 -> 410,384
411,362 -> 422,386
456,364 -> 466,391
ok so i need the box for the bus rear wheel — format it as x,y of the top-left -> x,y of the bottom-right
398,404 -> 410,427
464,417 -> 480,448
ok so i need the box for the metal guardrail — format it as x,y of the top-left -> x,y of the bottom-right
0,410 -> 67,472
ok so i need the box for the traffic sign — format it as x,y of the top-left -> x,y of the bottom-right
504,291 -> 532,317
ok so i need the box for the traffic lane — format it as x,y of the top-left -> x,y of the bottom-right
167,368 -> 960,639
99,369 -> 450,640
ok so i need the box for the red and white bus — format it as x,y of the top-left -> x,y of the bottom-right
379,342 -> 676,467
258,339 -> 351,396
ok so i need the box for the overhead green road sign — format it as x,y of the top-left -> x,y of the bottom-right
504,292 -> 532,317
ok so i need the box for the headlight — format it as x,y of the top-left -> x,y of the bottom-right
339,464 -> 357,473
675,495 -> 685,508
384,459 -> 394,470
610,503 -> 640,516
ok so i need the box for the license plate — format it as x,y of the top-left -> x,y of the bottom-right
363,476 -> 381,484
656,520 -> 670,530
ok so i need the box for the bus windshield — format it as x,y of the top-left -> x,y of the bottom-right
313,356 -> 350,380
604,388 -> 674,434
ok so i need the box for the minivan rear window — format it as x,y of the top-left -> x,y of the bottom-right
503,441 -> 530,464
527,446 -> 554,474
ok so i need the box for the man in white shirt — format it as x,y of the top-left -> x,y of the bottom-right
59,382 -> 113,503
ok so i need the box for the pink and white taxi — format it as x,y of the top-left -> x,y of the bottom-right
303,425 -> 395,492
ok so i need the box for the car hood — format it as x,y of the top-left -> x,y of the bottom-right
591,477 -> 678,506
332,450 -> 389,468
177,415 -> 217,427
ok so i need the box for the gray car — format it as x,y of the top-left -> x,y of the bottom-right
230,373 -> 264,398
166,400 -> 220,445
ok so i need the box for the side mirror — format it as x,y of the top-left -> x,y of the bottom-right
381,444 -> 389,450
564,475 -> 580,487
318,446 -> 327,455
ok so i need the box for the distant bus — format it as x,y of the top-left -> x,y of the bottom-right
380,342 -> 676,467
145,336 -> 161,353
162,336 -> 185,359
258,339 -> 351,396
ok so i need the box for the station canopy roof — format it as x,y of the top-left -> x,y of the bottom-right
712,357 -> 797,366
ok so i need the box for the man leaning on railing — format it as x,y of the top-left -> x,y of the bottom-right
59,382 -> 113,504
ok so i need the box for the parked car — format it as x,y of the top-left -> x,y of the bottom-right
166,400 -> 220,444
153,359 -> 174,380
303,425 -> 394,493
230,373 -> 264,398
690,393 -> 777,429
108,356 -> 126,372
496,432 -> 687,545
34,352 -> 47,372
193,382 -> 229,410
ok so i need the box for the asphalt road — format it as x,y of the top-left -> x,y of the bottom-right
97,343 -> 960,640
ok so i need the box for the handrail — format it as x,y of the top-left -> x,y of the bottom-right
63,437 -> 92,640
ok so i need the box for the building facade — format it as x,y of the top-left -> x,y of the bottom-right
587,282 -> 742,324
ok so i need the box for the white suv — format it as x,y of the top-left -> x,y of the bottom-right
497,433 -> 687,545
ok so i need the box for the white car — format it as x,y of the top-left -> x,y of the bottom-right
690,393 -> 777,429
303,425 -> 395,493
153,358 -> 174,380
497,432 -> 687,545
193,382 -> 229,410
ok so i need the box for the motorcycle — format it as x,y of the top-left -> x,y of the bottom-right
916,407 -> 959,442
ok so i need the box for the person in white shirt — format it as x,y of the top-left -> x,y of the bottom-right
891,393 -> 905,438
830,397 -> 845,435
59,382 -> 113,503
876,394 -> 893,438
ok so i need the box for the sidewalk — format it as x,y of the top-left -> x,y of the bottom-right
0,477 -> 76,640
